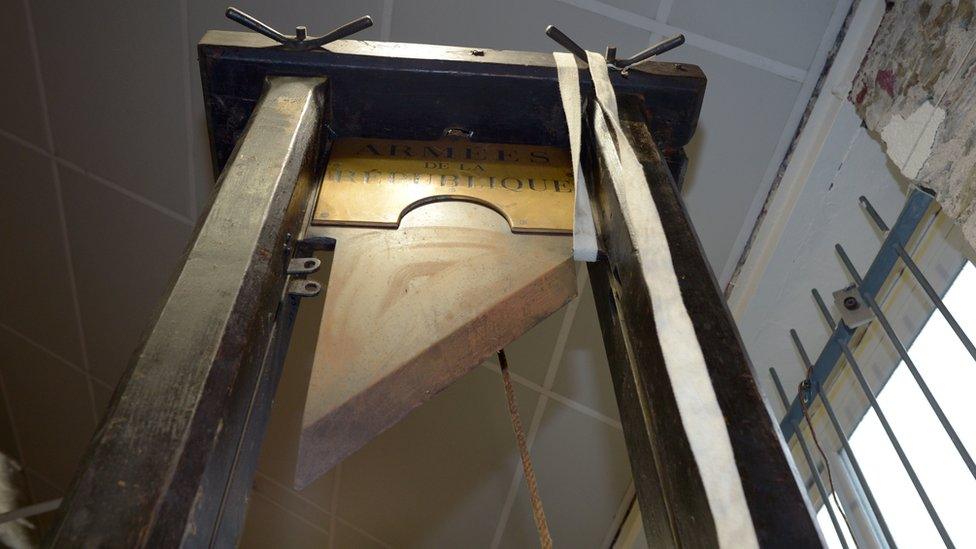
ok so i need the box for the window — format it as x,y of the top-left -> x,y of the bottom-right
838,262 -> 976,548
816,493 -> 856,548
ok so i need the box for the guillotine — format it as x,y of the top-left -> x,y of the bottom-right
47,9 -> 823,547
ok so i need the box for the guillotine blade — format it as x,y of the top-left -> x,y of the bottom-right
295,138 -> 578,489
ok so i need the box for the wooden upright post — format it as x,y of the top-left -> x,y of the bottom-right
48,77 -> 327,547
586,95 -> 822,547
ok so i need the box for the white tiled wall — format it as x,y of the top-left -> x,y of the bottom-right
0,0 -> 844,545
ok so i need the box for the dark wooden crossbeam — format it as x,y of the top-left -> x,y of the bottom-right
197,31 -> 705,175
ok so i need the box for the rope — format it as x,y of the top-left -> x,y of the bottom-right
497,349 -> 553,549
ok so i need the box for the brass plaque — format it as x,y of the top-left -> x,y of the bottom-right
312,137 -> 574,233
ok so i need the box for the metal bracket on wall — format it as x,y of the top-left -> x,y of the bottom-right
832,285 -> 873,328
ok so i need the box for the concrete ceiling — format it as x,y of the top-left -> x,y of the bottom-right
0,0 -> 852,546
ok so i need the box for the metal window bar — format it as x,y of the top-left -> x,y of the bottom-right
859,196 -> 976,366
834,244 -> 976,479
788,329 -> 895,549
777,189 -> 934,439
769,187 -> 976,549
769,368 -> 850,549
810,287 -> 951,546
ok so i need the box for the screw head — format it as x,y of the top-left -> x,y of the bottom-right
843,296 -> 859,310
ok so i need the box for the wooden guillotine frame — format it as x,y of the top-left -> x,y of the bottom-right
46,12 -> 823,548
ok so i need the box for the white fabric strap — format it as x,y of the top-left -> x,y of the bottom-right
554,51 -> 598,262
585,50 -> 759,548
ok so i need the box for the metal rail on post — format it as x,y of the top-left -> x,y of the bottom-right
47,76 -> 328,547
586,95 -> 822,547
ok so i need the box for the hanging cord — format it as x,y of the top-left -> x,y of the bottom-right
497,349 -> 553,549
798,379 -> 856,545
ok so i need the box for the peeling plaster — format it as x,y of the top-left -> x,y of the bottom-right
851,0 -> 976,251
879,100 -> 946,179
